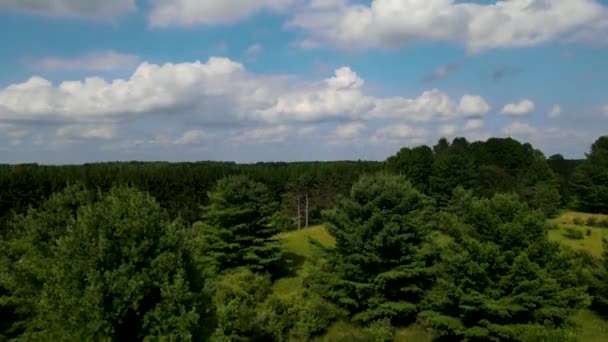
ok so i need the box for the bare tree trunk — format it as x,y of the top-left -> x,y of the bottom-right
297,193 -> 301,230
305,192 -> 309,228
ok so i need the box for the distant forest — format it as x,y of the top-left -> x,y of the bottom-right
0,136 -> 597,233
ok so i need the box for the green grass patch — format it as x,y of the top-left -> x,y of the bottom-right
549,211 -> 608,257
572,310 -> 608,342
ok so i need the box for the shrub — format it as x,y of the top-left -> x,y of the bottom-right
573,218 -> 584,226
599,219 -> 608,228
587,217 -> 598,227
587,229 -> 592,236
563,227 -> 584,240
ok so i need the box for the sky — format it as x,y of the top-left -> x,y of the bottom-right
0,0 -> 607,164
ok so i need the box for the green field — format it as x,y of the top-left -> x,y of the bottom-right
549,211 -> 608,257
276,211 -> 608,341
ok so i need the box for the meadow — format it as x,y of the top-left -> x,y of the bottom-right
274,211 -> 608,341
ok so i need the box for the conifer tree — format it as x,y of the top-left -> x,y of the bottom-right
421,192 -> 588,341
199,175 -> 282,273
308,174 -> 435,324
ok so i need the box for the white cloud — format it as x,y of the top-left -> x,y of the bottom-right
439,124 -> 457,137
331,121 -> 366,141
29,51 -> 140,71
371,124 -> 426,144
602,105 -> 608,117
288,0 -> 608,53
57,124 -> 116,140
174,129 -> 210,145
502,121 -> 537,137
148,0 -> 299,27
548,104 -> 561,118
457,95 -> 491,116
0,57 -> 488,127
232,125 -> 292,143
0,0 -> 135,19
464,119 -> 484,131
501,99 -> 535,116
298,126 -> 318,137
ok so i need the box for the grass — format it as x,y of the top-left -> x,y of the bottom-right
548,211 -> 608,257
275,213 -> 608,341
572,310 -> 608,342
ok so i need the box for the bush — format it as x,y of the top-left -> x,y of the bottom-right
587,229 -> 592,236
563,227 -> 585,240
599,219 -> 608,228
587,217 -> 598,227
573,218 -> 584,226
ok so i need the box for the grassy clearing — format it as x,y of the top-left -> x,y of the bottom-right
572,310 -> 608,342
275,216 -> 608,341
549,211 -> 608,257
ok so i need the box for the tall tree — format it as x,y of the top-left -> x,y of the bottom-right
198,175 -> 282,273
308,174 -> 435,324
0,186 -> 210,341
386,145 -> 434,192
421,193 -> 588,341
572,136 -> 608,213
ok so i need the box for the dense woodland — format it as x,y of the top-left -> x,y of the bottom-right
1,136 -> 607,341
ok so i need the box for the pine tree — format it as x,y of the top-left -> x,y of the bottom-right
307,174 -> 435,324
199,175 -> 282,273
572,136 -> 608,213
421,193 -> 588,341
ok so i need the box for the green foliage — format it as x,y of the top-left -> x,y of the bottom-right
573,136 -> 608,214
0,186 -> 211,341
386,145 -> 434,192
210,267 -> 341,341
199,176 -> 283,273
421,193 -> 588,341
573,217 -> 584,225
587,217 -> 598,227
309,174 -> 435,324
564,227 -> 585,240
587,229 -> 592,236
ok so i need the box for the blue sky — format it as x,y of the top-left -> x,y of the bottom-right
0,0 -> 607,164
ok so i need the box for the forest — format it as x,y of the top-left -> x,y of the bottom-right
1,135 -> 608,341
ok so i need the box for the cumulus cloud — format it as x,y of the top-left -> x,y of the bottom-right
370,124 -> 426,144
0,57 -> 489,126
464,119 -> 484,131
288,0 -> 608,53
28,51 -> 140,71
174,129 -> 210,145
331,121 -> 366,141
148,0 -> 299,27
57,124 -> 116,140
232,125 -> 292,143
0,0 -> 135,19
439,124 -> 457,137
502,121 -> 537,137
501,99 -> 535,116
548,104 -> 561,118
457,95 -> 491,116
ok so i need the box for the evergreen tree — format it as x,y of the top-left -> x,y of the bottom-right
0,186 -> 211,341
421,193 -> 588,341
430,138 -> 477,207
572,136 -> 608,213
199,175 -> 282,273
386,145 -> 434,192
308,174 -> 435,324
